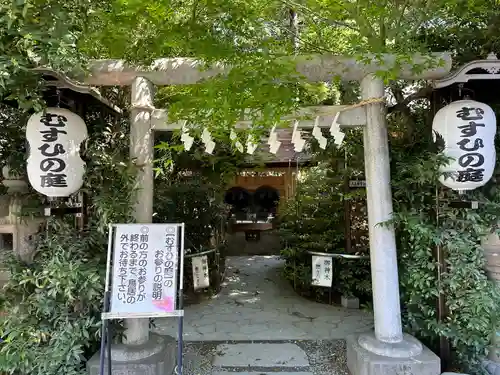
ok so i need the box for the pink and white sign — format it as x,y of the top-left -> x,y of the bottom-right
108,224 -> 181,318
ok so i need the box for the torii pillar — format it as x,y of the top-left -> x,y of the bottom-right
83,53 -> 451,375
345,74 -> 441,375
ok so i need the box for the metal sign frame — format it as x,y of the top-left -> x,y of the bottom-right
99,223 -> 186,375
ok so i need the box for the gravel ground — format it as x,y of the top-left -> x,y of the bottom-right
179,339 -> 350,375
298,340 -> 349,375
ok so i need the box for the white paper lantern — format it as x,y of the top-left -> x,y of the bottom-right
26,108 -> 88,197
432,99 -> 496,191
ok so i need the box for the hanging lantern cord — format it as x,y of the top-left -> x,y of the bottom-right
56,89 -> 61,108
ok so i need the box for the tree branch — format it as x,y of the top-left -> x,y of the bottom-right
387,85 -> 434,113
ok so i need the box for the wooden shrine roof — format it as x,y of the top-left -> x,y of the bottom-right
242,128 -> 313,167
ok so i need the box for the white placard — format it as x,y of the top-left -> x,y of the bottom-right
311,255 -> 333,287
349,180 -> 366,188
26,108 -> 88,197
108,224 -> 181,318
192,255 -> 210,290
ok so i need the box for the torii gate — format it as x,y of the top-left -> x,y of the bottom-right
75,53 -> 452,375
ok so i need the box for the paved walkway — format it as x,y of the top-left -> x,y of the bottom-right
153,256 -> 373,341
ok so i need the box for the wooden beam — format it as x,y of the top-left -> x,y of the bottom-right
32,67 -> 122,114
433,53 -> 500,89
151,105 -> 366,131
85,53 -> 452,86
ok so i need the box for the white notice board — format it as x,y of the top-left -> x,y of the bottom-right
102,223 -> 185,319
192,255 -> 210,290
311,255 -> 333,287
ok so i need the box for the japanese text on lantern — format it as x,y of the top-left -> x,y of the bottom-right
38,113 -> 68,188
455,107 -> 486,183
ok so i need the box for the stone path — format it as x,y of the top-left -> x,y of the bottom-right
225,232 -> 282,256
153,256 -> 373,341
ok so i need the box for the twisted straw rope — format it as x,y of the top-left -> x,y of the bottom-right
312,97 -> 386,118
341,97 -> 386,110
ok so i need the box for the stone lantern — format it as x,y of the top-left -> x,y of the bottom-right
0,165 -> 44,285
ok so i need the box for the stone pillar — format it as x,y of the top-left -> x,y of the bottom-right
346,74 -> 440,375
481,232 -> 500,375
87,78 -> 176,375
125,76 -> 155,346
360,75 -> 403,344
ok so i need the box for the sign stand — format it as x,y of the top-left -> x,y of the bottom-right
99,223 -> 185,375
98,289 -> 112,375
175,224 -> 185,375
99,227 -> 114,375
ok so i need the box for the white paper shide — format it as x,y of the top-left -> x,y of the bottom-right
191,255 -> 210,290
110,224 -> 179,317
432,99 -> 496,191
26,108 -> 88,197
311,255 -> 333,287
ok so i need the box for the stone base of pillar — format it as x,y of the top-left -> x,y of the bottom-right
346,333 -> 440,375
484,359 -> 500,375
87,333 -> 176,375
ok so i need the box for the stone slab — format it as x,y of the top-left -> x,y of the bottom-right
87,334 -> 176,375
213,372 -> 313,375
341,296 -> 360,309
346,333 -> 441,375
212,343 -> 309,368
484,360 -> 500,375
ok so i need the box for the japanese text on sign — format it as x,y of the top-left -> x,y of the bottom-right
192,255 -> 210,290
110,224 -> 180,317
311,255 -> 333,287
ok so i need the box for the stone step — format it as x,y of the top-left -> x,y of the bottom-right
212,343 -> 310,368
213,372 -> 313,375
179,340 -> 347,375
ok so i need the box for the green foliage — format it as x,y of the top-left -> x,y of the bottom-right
78,0 -> 497,156
0,222 -> 105,375
154,141 -> 237,295
155,177 -> 228,251
154,177 -> 228,296
0,0 -> 102,109
280,89 -> 500,373
0,103 -> 29,172
279,147 -> 372,302
0,104 -> 137,375
384,83 -> 500,372
0,0 -> 499,374
391,148 -> 500,374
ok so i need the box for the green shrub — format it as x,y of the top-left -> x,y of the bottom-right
279,159 -> 372,302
